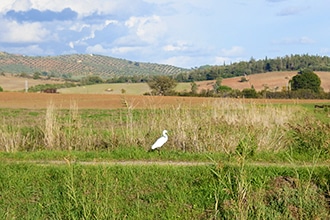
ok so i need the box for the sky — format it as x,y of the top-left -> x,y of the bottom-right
0,0 -> 329,68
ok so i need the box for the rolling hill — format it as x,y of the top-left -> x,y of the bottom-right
198,71 -> 330,93
1,71 -> 330,94
0,51 -> 187,79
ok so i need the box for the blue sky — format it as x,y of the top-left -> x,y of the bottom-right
0,0 -> 329,68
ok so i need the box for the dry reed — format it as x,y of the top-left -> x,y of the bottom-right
0,98 -> 302,152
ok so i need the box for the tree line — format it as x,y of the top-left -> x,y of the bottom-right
147,69 -> 330,99
82,54 -> 330,84
175,54 -> 330,82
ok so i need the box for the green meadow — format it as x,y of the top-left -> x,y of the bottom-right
0,99 -> 330,219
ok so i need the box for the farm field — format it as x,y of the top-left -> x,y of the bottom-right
0,92 -> 330,218
0,74 -> 64,91
197,71 -> 330,93
0,92 -> 329,109
1,71 -> 330,94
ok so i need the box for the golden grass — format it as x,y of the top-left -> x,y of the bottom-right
0,74 -> 64,91
0,98 -> 304,153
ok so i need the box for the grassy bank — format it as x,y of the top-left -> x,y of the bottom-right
0,161 -> 329,219
1,99 -> 330,218
1,99 -> 329,155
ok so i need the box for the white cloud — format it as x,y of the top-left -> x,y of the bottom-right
1,0 -> 148,18
161,56 -> 196,68
110,46 -> 143,55
0,44 -> 49,55
220,46 -> 245,57
11,0 -> 32,11
70,19 -> 119,48
69,41 -> 74,49
86,44 -> 109,54
125,15 -> 166,44
163,41 -> 190,52
214,56 -> 231,65
87,44 -> 144,57
0,20 -> 50,43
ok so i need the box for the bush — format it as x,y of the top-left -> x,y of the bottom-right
287,118 -> 330,154
242,88 -> 258,98
0,86 -> 3,92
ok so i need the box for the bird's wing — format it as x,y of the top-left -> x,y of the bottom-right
151,136 -> 166,149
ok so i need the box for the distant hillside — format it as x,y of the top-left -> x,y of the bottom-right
175,54 -> 330,82
0,52 -> 187,79
197,71 -> 330,93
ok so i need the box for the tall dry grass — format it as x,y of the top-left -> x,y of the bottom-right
0,98 -> 303,152
140,99 -> 300,153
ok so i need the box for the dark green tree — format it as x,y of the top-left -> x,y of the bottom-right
242,87 -> 258,98
291,69 -> 321,93
0,86 -> 3,92
148,76 -> 177,96
81,76 -> 104,85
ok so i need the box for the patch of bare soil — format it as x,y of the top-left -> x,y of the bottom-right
0,92 -> 328,109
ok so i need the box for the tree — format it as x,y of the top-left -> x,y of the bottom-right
291,69 -> 321,93
190,81 -> 198,94
213,77 -> 223,93
242,88 -> 258,98
81,76 -> 104,85
147,76 -> 177,96
0,86 -> 3,92
33,72 -> 41,79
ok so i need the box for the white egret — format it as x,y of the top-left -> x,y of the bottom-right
151,130 -> 168,151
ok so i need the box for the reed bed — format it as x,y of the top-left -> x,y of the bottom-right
0,98 -> 311,153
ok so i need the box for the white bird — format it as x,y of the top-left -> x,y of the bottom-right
151,130 -> 168,151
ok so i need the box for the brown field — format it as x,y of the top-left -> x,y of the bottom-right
1,71 -> 330,93
0,74 -> 64,91
197,71 -> 330,92
0,92 -> 328,109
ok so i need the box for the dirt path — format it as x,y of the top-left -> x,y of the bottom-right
3,159 -> 330,168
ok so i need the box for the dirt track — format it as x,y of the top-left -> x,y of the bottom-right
3,159 -> 329,168
0,92 -> 329,109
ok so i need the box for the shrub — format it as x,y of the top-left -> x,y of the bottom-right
242,88 -> 258,98
287,117 -> 330,154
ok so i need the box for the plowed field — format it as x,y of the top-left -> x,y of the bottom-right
198,71 -> 330,92
0,92 -> 328,109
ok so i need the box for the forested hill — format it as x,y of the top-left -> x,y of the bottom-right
1,52 -> 329,83
176,54 -> 330,82
0,52 -> 187,79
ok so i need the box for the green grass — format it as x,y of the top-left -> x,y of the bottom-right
0,161 -> 329,219
0,100 -> 330,219
0,163 -> 215,219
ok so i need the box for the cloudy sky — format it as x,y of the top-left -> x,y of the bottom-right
0,0 -> 329,68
